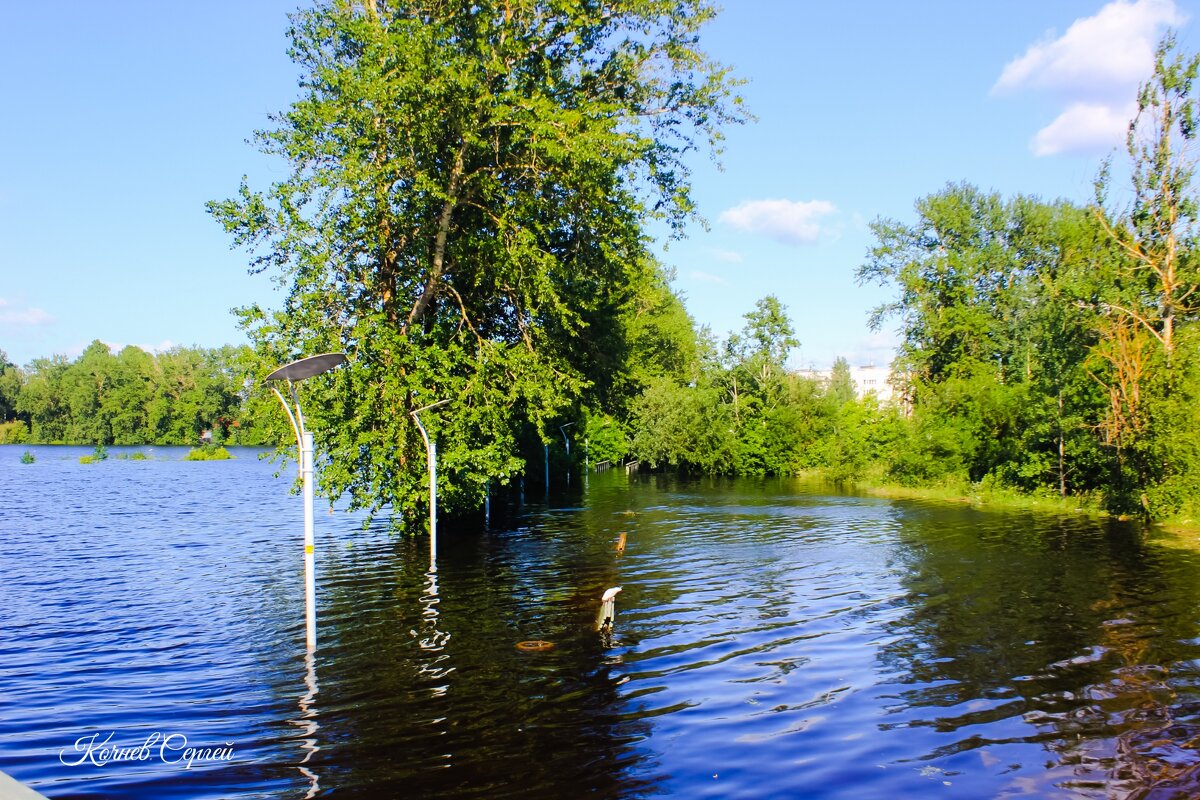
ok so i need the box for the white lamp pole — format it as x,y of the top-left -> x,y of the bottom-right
559,421 -> 576,455
560,421 -> 577,484
266,353 -> 346,652
411,399 -> 449,571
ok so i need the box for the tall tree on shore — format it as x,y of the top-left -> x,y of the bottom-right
1095,33 -> 1200,369
1093,33 -> 1200,515
209,0 -> 744,524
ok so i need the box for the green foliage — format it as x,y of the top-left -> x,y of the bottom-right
0,420 -> 28,444
5,343 -> 274,446
851,35 -> 1200,522
19,450 -> 34,464
1088,34 -> 1200,517
582,412 -> 629,467
631,376 -> 734,473
0,349 -> 19,424
209,0 -> 745,527
79,444 -> 108,464
616,34 -> 1200,523
184,445 -> 233,461
625,295 -> 908,483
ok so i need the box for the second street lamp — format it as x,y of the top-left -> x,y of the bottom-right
410,399 -> 449,571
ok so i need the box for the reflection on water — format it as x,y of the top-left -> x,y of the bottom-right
3,447 -> 1200,798
294,651 -> 320,800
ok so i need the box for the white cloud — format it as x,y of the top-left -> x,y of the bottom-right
847,331 -> 900,368
707,248 -> 744,264
1033,101 -> 1137,156
995,0 -> 1182,98
688,270 -> 727,284
0,303 -> 54,327
995,0 -> 1183,157
719,198 -> 837,245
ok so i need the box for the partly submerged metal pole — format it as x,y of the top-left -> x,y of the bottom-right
430,438 -> 438,560
301,430 -> 316,651
559,421 -> 576,485
410,399 -> 449,571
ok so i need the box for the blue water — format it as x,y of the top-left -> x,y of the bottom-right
3,446 -> 1200,798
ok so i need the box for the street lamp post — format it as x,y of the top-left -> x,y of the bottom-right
266,352 -> 346,652
559,421 -> 577,484
410,399 -> 449,570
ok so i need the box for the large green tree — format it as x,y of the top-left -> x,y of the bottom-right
210,0 -> 744,525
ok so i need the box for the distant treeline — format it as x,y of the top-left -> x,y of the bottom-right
0,341 -> 276,446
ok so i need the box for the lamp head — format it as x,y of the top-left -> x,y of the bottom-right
265,353 -> 346,382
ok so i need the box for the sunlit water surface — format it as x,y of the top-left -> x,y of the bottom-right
4,446 -> 1200,799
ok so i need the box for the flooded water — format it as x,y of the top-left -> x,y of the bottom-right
3,446 -> 1200,799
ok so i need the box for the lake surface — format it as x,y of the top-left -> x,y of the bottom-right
3,446 -> 1200,799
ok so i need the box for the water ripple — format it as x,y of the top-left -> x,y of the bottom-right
4,455 -> 1200,798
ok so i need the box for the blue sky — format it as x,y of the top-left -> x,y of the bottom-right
2,0 -> 1196,369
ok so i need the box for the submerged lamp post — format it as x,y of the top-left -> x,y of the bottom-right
559,421 -> 576,457
559,421 -> 577,484
265,352 -> 346,652
410,399 -> 449,570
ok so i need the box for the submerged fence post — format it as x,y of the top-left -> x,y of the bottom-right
597,586 -> 622,632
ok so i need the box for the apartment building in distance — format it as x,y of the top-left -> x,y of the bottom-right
796,363 -> 896,404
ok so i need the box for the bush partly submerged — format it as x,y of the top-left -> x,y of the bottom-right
185,445 -> 232,461
79,445 -> 108,464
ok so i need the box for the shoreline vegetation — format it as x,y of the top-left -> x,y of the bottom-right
848,475 -> 1199,536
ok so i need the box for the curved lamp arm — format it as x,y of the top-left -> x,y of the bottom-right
270,384 -> 304,451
